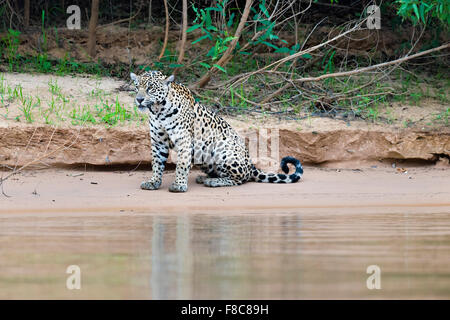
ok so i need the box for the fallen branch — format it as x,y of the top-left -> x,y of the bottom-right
257,36 -> 447,105
293,43 -> 449,84
228,19 -> 366,89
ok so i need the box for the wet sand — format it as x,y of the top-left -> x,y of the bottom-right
0,167 -> 449,299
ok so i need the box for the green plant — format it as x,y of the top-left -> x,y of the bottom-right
56,53 -> 71,75
322,49 -> 336,86
154,44 -> 183,70
396,0 -> 449,25
366,106 -> 379,122
1,29 -> 21,71
48,79 -> 61,95
409,91 -> 423,105
34,10 -> 52,73
239,84 -> 248,109
40,10 -> 47,52
0,74 -> 6,94
435,108 -> 449,124
70,105 -> 97,125
19,96 -> 35,123
13,84 -> 24,102
230,86 -> 235,106
187,0 -> 297,74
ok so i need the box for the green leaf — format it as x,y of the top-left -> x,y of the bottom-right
192,34 -> 210,44
275,47 -> 290,53
187,24 -> 202,33
412,4 -> 420,22
213,64 -> 227,73
262,41 -> 279,50
199,62 -> 210,68
168,63 -> 184,68
291,43 -> 300,51
206,46 -> 216,57
219,47 -> 228,54
259,3 -> 270,18
206,25 -> 218,31
205,11 -> 212,28
301,53 -> 312,59
268,34 -> 279,40
419,4 -> 426,24
223,36 -> 236,43
227,13 -> 235,28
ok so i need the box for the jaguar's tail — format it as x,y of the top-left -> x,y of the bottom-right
251,156 -> 303,183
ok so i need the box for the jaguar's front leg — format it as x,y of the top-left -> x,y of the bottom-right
141,138 -> 169,190
169,138 -> 192,193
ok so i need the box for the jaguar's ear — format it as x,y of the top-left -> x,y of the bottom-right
130,72 -> 138,82
164,74 -> 175,85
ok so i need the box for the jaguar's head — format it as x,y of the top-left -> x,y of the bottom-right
130,71 -> 174,111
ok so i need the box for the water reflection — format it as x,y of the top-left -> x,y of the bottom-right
0,211 -> 449,299
148,214 -> 304,299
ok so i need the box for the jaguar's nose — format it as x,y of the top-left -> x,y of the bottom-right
136,97 -> 144,104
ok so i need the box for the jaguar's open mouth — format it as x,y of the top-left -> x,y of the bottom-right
137,104 -> 148,112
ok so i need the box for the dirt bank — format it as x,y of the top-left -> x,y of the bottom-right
1,121 -> 449,169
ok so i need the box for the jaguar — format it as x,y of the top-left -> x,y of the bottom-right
130,70 -> 303,192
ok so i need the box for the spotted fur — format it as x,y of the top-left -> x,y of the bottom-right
130,71 -> 303,192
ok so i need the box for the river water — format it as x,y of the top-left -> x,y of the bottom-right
0,210 -> 449,299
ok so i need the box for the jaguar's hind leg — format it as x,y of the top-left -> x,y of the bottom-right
196,175 -> 207,184
203,177 -> 241,188
196,168 -> 218,184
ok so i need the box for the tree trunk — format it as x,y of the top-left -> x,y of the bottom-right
148,0 -> 152,24
174,0 -> 187,74
87,0 -> 100,58
24,0 -> 30,28
196,0 -> 253,88
158,0 -> 169,61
